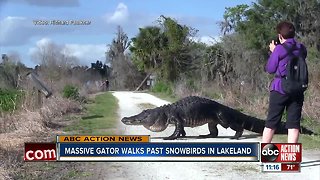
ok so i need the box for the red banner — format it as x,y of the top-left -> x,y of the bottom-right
281,163 -> 300,172
24,143 -> 57,161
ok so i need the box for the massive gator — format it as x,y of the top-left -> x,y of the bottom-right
121,96 -> 315,140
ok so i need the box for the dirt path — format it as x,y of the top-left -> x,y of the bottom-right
103,91 -> 320,180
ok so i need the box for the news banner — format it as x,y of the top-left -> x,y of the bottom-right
24,135 -> 302,172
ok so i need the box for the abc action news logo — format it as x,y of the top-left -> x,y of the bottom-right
261,143 -> 302,163
24,143 -> 56,161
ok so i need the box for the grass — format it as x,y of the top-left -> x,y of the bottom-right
273,117 -> 320,150
273,134 -> 320,149
64,92 -> 118,135
301,117 -> 320,135
0,93 -> 116,179
149,91 -> 178,103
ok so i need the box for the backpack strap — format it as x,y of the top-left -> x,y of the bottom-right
277,43 -> 300,78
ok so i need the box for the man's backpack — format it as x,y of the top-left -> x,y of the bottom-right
281,43 -> 308,95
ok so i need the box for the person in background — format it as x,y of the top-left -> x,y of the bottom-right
101,79 -> 109,91
105,79 -> 109,91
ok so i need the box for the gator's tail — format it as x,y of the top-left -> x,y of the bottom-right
299,126 -> 317,135
239,113 -> 317,135
275,122 -> 317,135
239,114 -> 265,134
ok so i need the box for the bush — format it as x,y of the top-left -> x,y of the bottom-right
151,81 -> 173,95
0,89 -> 23,112
62,85 -> 79,100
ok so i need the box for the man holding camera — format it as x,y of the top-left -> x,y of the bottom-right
262,21 -> 308,143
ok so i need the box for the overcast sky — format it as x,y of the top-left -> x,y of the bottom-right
0,0 -> 253,67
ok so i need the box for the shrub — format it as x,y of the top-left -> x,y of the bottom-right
62,85 -> 79,100
151,81 -> 173,95
0,89 -> 23,112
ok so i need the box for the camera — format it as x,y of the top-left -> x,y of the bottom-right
274,37 -> 281,45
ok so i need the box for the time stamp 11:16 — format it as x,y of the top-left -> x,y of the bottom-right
263,163 -> 300,172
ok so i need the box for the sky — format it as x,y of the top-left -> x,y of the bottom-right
0,0 -> 254,67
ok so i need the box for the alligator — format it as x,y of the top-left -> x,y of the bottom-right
121,96 -> 315,140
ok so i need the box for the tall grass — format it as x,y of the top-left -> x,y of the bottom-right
0,89 -> 23,113
151,81 -> 173,95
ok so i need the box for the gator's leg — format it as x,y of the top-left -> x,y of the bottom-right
217,111 -> 243,139
199,122 -> 218,138
217,111 -> 230,128
163,117 -> 185,140
180,128 -> 186,137
229,123 -> 243,139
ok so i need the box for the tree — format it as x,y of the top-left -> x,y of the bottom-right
221,0 -> 320,52
31,40 -> 79,87
0,52 -> 26,89
130,16 -> 197,82
219,4 -> 249,35
130,26 -> 165,71
107,26 -> 143,89
212,0 -> 320,95
31,40 -> 78,68
107,26 -> 131,62
91,60 -> 110,78
159,16 -> 194,81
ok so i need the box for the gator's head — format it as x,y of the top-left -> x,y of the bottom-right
121,108 -> 168,132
